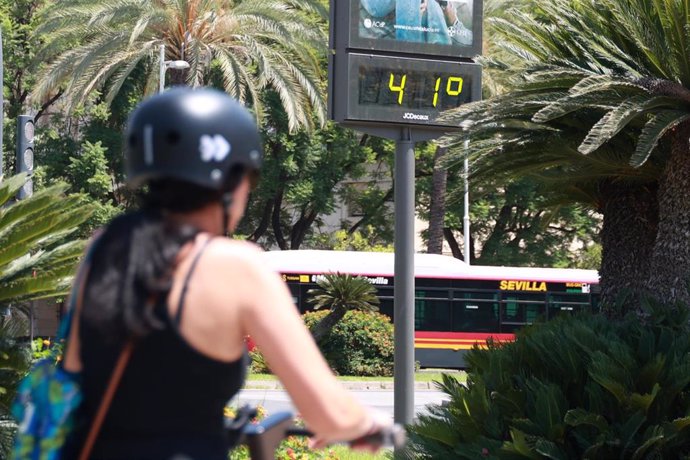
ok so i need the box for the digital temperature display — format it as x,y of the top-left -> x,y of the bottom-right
331,53 -> 481,128
359,68 -> 469,111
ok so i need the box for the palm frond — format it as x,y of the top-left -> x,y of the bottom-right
578,94 -> 681,154
0,174 -> 29,207
630,111 -> 690,167
0,175 -> 93,305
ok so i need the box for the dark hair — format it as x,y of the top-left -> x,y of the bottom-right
82,169 -> 247,341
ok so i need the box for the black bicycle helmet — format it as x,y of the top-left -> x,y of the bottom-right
125,87 -> 262,190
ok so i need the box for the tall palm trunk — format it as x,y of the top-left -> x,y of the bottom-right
645,123 -> 690,305
427,146 -> 447,254
598,180 -> 658,312
311,305 -> 347,342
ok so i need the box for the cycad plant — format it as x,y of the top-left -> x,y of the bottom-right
406,301 -> 690,459
307,272 -> 380,342
0,174 -> 93,305
0,173 -> 93,455
31,0 -> 327,131
440,0 -> 690,308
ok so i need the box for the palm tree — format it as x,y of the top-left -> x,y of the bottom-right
0,173 -> 94,456
30,0 -> 327,132
441,0 -> 690,308
307,272 -> 380,343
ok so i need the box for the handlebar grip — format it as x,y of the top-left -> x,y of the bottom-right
351,424 -> 407,449
286,424 -> 406,449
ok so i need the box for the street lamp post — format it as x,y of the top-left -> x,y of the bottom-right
159,44 -> 190,92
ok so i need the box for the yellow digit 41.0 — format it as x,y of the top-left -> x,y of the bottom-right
389,73 -> 407,105
446,77 -> 464,96
433,76 -> 464,107
433,77 -> 442,107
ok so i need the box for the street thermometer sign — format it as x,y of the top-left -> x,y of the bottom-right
327,0 -> 484,427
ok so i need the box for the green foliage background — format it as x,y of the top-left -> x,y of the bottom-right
303,310 -> 394,377
406,305 -> 690,459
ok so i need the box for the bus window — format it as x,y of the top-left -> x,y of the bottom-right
451,291 -> 499,333
417,278 -> 451,288
287,284 -> 300,308
377,287 -> 395,319
415,290 -> 451,332
548,293 -> 593,318
500,293 -> 546,333
299,284 -> 317,313
378,298 -> 394,319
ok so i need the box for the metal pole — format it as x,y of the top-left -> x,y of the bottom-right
394,127 -> 415,426
463,140 -> 470,265
159,44 -> 165,93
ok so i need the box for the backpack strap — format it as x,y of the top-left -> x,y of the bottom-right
78,340 -> 134,460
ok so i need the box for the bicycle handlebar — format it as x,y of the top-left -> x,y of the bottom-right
285,424 -> 407,450
232,407 -> 407,460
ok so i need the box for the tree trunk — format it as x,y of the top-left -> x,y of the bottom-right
598,180 -> 658,313
427,146 -> 447,254
645,122 -> 690,306
272,183 -> 287,250
249,199 -> 274,242
310,306 -> 347,343
348,189 -> 393,235
290,207 -> 318,249
474,204 -> 513,264
443,227 -> 463,260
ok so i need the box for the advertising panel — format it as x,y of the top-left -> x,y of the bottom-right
351,0 -> 482,58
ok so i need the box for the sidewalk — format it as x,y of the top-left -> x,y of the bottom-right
243,380 -> 440,390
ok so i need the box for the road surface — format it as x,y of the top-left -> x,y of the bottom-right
232,388 -> 449,420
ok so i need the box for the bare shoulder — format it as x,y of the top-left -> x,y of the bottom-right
208,237 -> 263,256
203,238 -> 272,279
199,238 -> 290,317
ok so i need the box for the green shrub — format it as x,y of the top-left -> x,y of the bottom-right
405,301 -> 690,459
249,348 -> 271,374
303,310 -> 394,377
30,337 -> 64,363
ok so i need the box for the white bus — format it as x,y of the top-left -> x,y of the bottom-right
261,250 -> 600,368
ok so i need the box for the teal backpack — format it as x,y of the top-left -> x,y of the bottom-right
11,274 -> 84,460
11,242 -> 103,460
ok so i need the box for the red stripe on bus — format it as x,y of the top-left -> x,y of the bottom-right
415,331 -> 515,341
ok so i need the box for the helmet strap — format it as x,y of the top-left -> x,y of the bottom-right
221,192 -> 233,237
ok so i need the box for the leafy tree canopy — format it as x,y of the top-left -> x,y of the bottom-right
29,0 -> 328,132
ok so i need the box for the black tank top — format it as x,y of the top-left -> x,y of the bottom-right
71,240 -> 247,460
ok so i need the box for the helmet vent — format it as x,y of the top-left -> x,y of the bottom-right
167,131 -> 181,144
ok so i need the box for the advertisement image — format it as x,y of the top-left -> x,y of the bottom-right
358,0 -> 476,49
